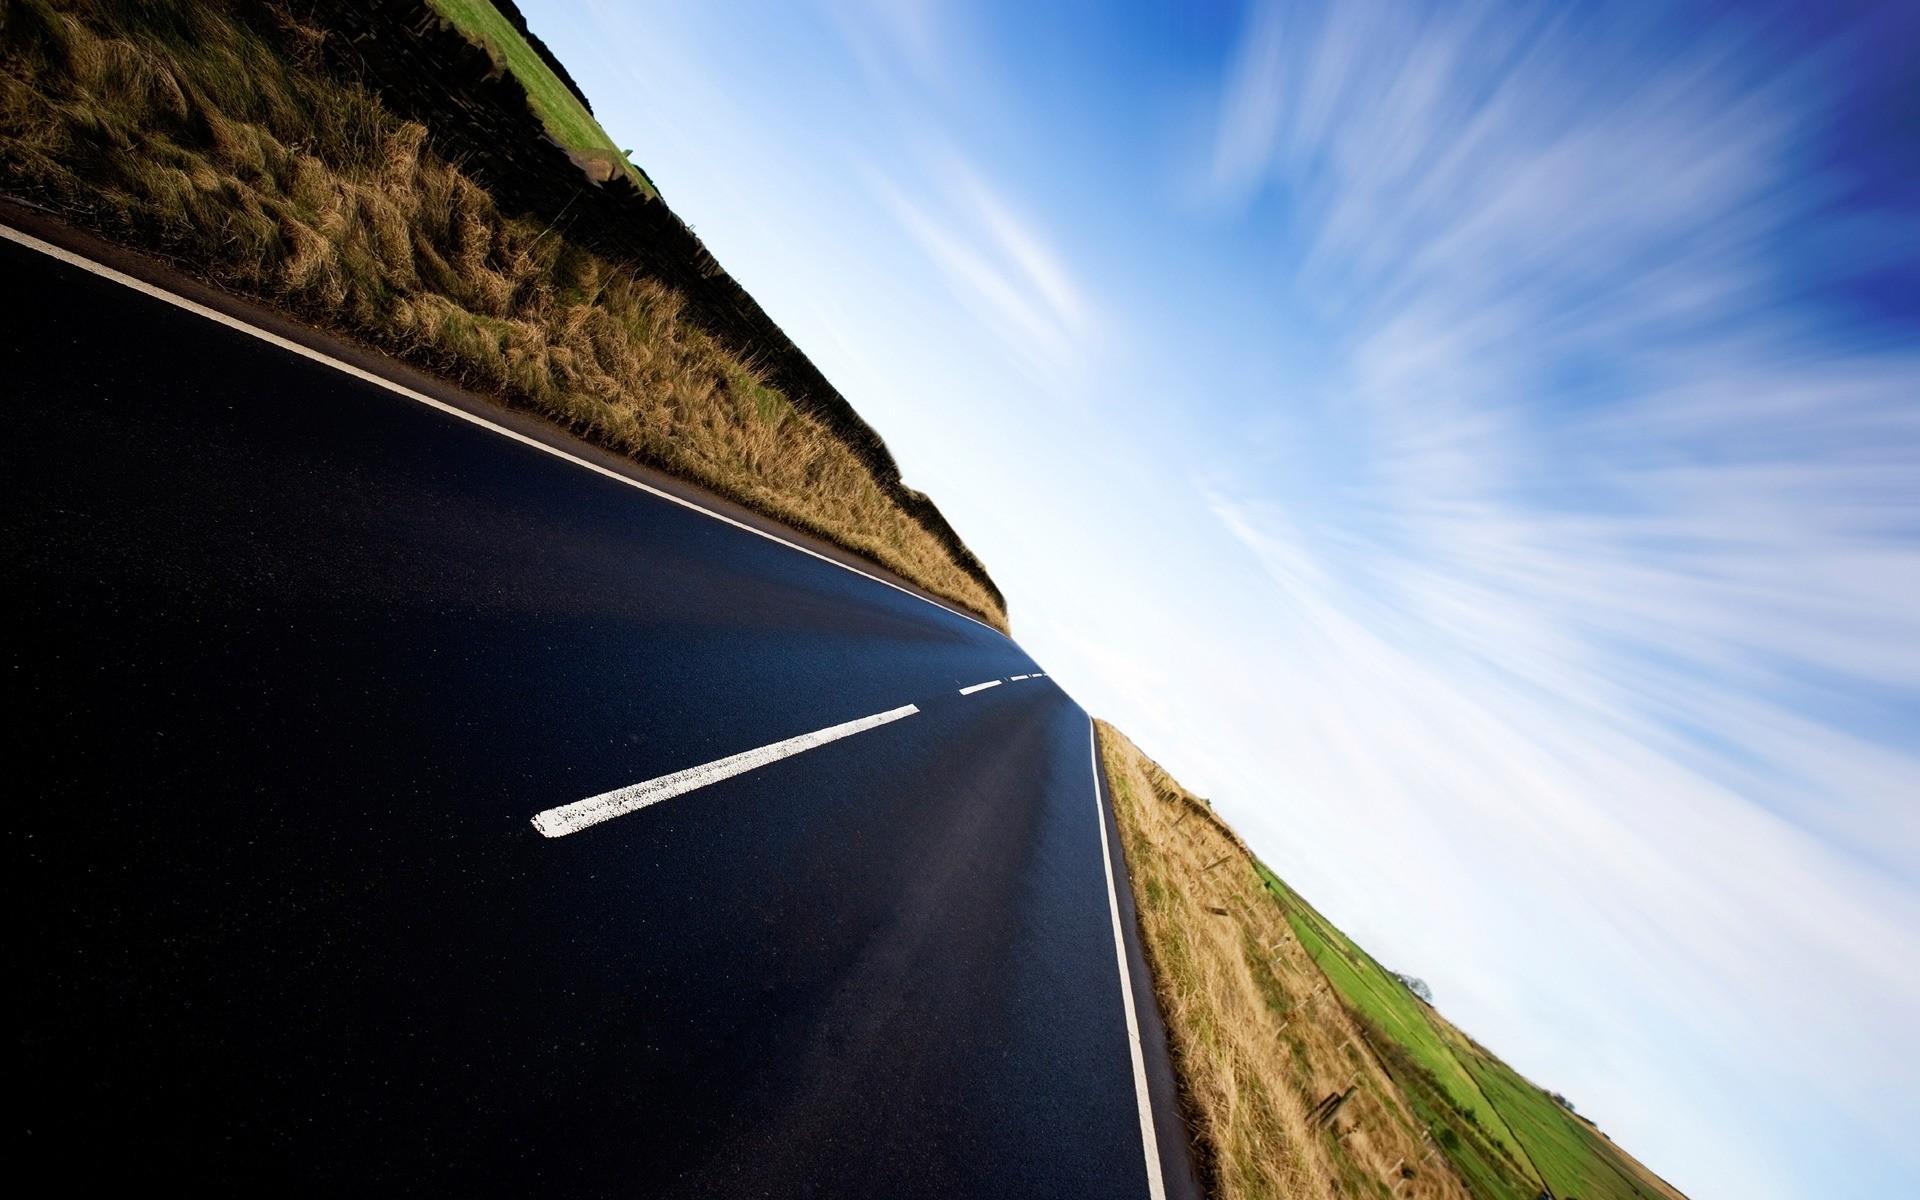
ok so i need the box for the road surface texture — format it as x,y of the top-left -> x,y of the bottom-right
4,225 -> 1202,1198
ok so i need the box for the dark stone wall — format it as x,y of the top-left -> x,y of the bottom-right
297,0 -> 1004,613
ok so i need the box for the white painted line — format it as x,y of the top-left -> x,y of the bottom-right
958,679 -> 1002,695
531,703 -> 918,837
1010,674 -> 1030,681
1088,718 -> 1167,1200
0,223 -> 997,635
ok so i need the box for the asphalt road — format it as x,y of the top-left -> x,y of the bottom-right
4,228 -> 1201,1197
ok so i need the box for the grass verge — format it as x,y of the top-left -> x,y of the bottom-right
0,0 -> 1005,629
1260,867 -> 1543,1200
1099,721 -> 1690,1200
1100,721 -> 1473,1200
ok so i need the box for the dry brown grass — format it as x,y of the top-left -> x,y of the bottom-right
1100,721 -> 1474,1200
0,0 -> 1006,628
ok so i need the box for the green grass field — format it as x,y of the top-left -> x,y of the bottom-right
1260,864 -> 1686,1200
428,0 -> 656,196
1450,1037 -> 1681,1200
1259,871 -> 1529,1144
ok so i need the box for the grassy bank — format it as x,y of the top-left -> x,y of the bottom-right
0,0 -> 1006,629
1099,722 -> 1688,1200
1101,722 -> 1471,1200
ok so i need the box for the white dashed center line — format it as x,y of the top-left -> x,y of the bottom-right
531,704 -> 920,838
537,669 -> 1048,835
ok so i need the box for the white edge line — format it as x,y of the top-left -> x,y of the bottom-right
532,703 -> 919,837
958,679 -> 1002,695
1089,717 -> 1168,1200
0,223 -> 998,635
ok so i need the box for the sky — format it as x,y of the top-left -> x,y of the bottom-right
518,2 -> 1919,1196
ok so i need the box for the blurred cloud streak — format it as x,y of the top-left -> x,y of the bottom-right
880,154 -> 1099,383
1196,0 -> 1920,1191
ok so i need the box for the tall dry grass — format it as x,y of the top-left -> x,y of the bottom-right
0,0 -> 1006,628
1100,721 -> 1473,1200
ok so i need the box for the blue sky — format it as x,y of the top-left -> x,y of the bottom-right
520,2 -> 1919,1195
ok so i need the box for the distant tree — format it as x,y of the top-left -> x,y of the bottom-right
1392,971 -> 1435,1004
1551,1091 -> 1577,1113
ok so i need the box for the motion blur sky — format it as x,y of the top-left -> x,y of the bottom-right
521,2 -> 1918,1195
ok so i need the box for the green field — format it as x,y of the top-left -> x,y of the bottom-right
429,0 -> 656,196
1260,864 -> 1684,1200
1259,866 -> 1543,1198
1452,1039 -> 1680,1200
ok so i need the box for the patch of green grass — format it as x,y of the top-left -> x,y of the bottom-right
427,0 -> 655,196
1258,866 -> 1546,1197
1260,864 -> 1687,1200
1453,1045 -> 1676,1200
1259,869 -> 1529,1153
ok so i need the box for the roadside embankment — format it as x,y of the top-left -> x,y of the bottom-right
1100,721 -> 1692,1200
1099,721 -> 1473,1200
0,0 -> 1006,628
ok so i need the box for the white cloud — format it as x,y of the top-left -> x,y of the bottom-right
822,0 -> 960,95
878,153 -> 1098,382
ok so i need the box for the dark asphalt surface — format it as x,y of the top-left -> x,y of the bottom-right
4,232 -> 1201,1196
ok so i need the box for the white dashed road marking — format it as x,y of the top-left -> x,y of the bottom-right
959,679 -> 1003,695
532,704 -> 920,837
